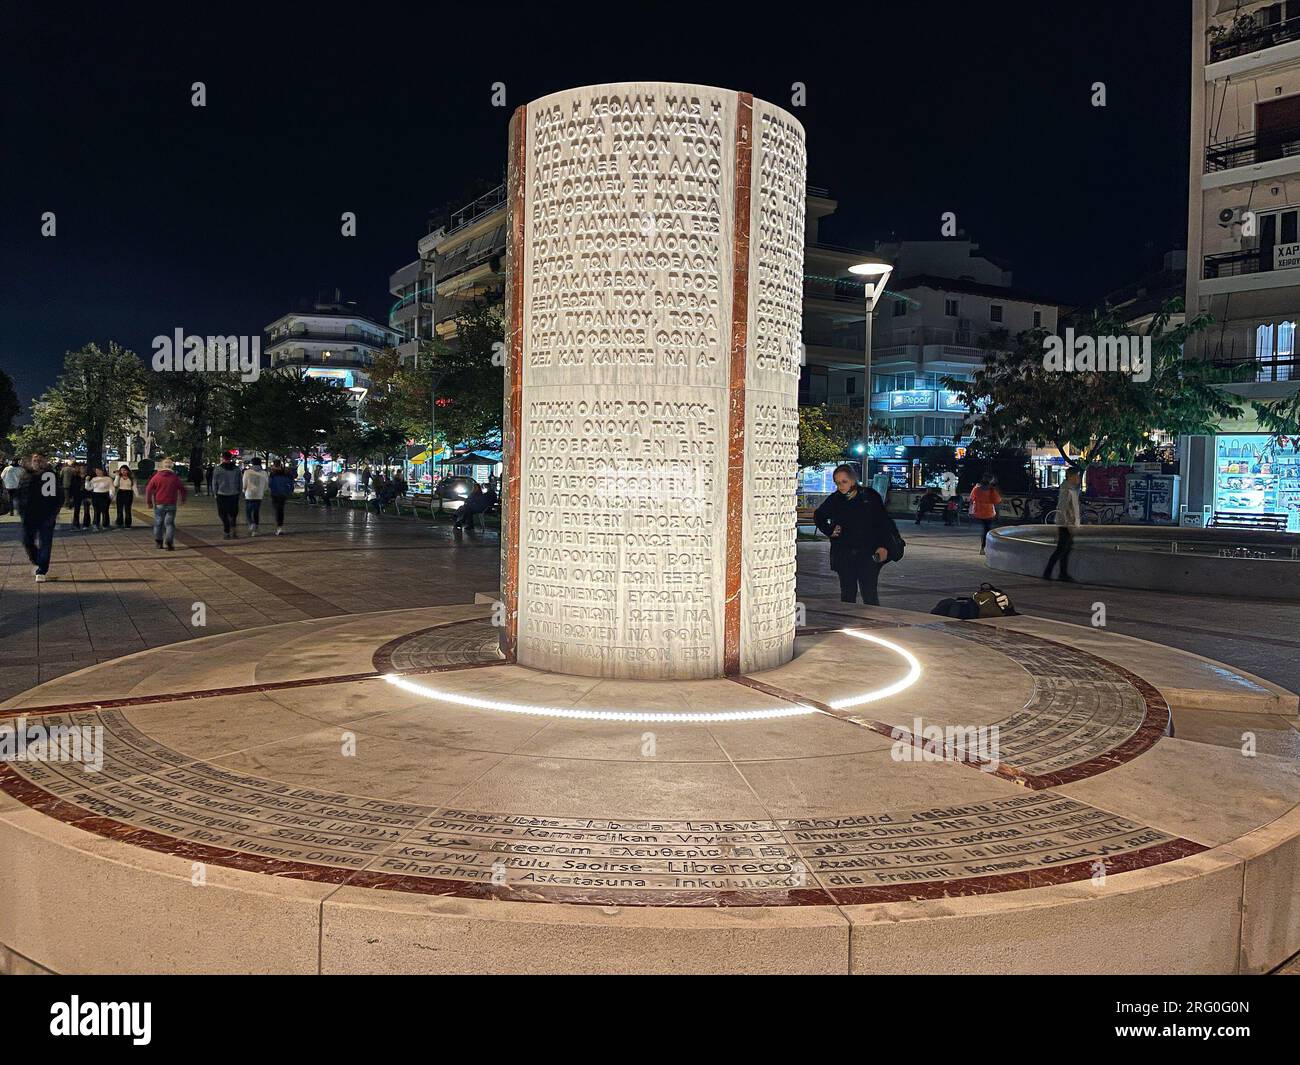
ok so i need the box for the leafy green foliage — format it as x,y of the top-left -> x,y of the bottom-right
1254,391 -> 1300,436
25,342 -> 148,469
365,301 -> 504,454
149,369 -> 236,470
223,368 -> 355,460
945,300 -> 1247,467
0,369 -> 19,447
797,406 -> 846,470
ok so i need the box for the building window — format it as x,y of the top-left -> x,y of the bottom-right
944,298 -> 959,317
1033,309 -> 1043,328
893,300 -> 906,317
845,377 -> 856,395
1278,320 -> 1296,382
990,304 -> 1004,323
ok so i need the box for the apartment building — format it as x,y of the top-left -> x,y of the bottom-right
264,295 -> 400,406
810,238 -> 1059,449
388,184 -> 508,360
1186,0 -> 1300,529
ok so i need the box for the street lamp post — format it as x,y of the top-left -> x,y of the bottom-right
848,260 -> 894,479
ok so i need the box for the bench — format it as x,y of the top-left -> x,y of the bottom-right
1209,511 -> 1288,533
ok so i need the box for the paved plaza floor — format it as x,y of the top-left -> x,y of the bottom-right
0,497 -> 502,703
2,500 -> 1296,701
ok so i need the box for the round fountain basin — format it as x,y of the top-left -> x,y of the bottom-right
985,524 -> 1300,599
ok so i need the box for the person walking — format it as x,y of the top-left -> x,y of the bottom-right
61,462 -> 87,530
113,465 -> 136,527
204,464 -> 215,495
211,451 -> 242,539
268,462 -> 295,536
1043,467 -> 1083,582
968,475 -> 1002,555
2,457 -> 24,514
144,457 -> 188,550
242,457 -> 269,535
86,466 -> 113,531
813,463 -> 900,606
189,461 -> 204,499
18,453 -> 63,582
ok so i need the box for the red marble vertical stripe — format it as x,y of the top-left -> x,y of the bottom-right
501,105 -> 528,663
723,93 -> 753,677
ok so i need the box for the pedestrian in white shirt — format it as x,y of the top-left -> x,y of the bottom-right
1042,468 -> 1082,582
242,458 -> 269,535
113,465 -> 136,527
86,467 -> 114,531
2,459 -> 24,514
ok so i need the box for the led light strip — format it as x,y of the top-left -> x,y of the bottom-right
383,629 -> 922,724
827,630 -> 924,710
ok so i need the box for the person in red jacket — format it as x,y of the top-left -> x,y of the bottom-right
144,458 -> 188,551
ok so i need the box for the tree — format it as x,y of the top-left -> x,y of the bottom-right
1254,392 -> 1300,436
29,343 -> 148,470
223,368 -> 355,462
8,419 -> 66,459
362,302 -> 504,459
428,300 -> 505,451
0,368 -> 19,448
945,300 -> 1248,468
797,407 -> 846,471
150,369 -> 236,473
329,421 -> 407,467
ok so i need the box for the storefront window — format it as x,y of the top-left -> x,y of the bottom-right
1213,434 -> 1300,531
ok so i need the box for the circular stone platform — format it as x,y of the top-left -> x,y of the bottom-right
1,599 -> 1298,974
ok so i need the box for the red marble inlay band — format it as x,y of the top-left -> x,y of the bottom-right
501,104 -> 528,664
723,92 -> 754,677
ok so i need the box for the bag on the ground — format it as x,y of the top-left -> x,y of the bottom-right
971,582 -> 1016,617
930,596 -> 981,620
931,584 -> 1016,621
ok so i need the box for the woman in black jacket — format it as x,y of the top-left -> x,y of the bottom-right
813,464 -> 898,605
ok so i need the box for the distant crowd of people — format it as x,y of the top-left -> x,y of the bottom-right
0,450 -> 299,581
3,450 -> 504,582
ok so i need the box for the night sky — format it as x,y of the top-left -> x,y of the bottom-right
1,1 -> 1191,410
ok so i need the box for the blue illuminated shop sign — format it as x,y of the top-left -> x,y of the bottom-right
889,389 -> 937,412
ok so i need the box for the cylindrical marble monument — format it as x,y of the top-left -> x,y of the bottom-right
502,82 -> 806,680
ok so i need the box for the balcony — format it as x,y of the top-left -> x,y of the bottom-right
802,328 -> 865,352
883,326 -> 981,348
1212,353 -> 1298,381
271,352 -> 373,373
266,330 -> 394,349
802,278 -> 868,307
439,184 -> 507,238
1208,14 -> 1300,64
1205,125 -> 1300,172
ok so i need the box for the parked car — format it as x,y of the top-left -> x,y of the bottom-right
434,476 -> 477,512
